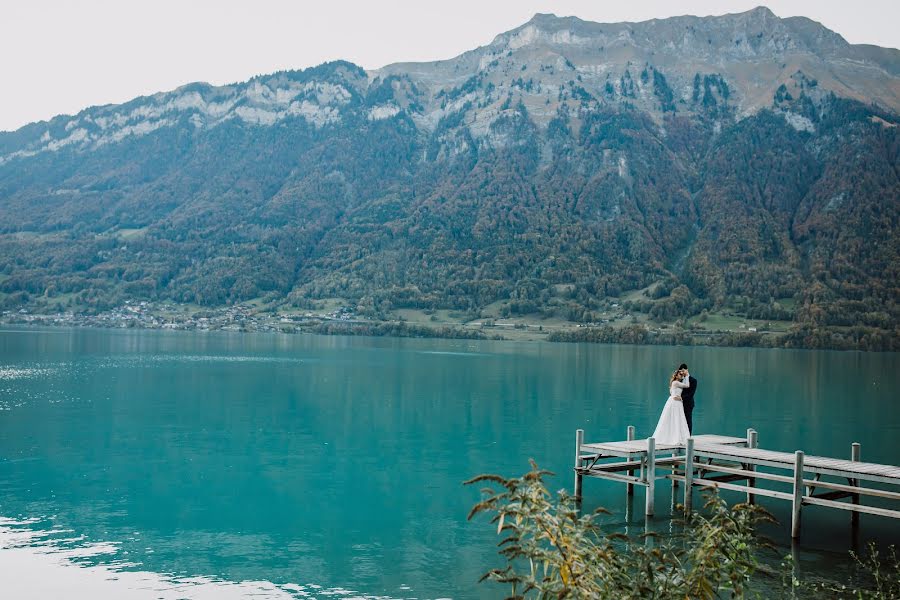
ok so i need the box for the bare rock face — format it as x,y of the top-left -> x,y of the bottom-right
378,7 -> 899,131
3,8 -> 898,161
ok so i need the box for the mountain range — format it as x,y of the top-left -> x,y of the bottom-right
1,6 -> 898,349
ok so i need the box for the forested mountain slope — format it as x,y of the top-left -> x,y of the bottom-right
1,8 -> 898,349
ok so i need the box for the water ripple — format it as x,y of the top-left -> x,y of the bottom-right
0,518 -> 411,600
96,355 -> 316,368
0,366 -> 57,380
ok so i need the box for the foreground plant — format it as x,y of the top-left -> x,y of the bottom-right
782,544 -> 900,599
465,461 -> 772,599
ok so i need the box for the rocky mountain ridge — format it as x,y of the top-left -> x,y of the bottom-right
3,7 -> 898,164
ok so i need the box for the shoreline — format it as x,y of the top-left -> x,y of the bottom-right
2,310 -> 896,352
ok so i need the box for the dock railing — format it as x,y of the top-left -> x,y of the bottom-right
575,427 -> 900,539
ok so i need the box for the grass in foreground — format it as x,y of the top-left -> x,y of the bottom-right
466,462 -> 900,599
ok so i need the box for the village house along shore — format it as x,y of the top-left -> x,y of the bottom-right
3,300 -> 888,351
0,301 -> 359,334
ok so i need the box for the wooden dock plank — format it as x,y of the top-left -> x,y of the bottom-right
581,440 -> 680,455
684,461 -> 900,501
693,444 -> 900,484
691,434 -> 748,445
581,434 -> 746,457
578,470 -> 647,486
800,479 -> 900,501
580,459 -> 642,473
576,456 -> 682,474
804,496 -> 900,519
668,474 -> 795,501
691,462 -> 794,484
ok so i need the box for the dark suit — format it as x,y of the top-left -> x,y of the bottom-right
681,375 -> 698,434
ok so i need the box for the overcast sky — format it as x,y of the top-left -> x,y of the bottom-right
2,0 -> 898,132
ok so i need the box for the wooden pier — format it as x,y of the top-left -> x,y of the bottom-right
574,428 -> 900,538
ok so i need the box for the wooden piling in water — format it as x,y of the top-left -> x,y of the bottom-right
671,448 -> 679,493
574,429 -> 584,500
626,425 -> 635,496
851,442 -> 861,527
646,437 -> 656,516
747,429 -> 758,504
684,437 -> 694,514
792,450 -> 805,539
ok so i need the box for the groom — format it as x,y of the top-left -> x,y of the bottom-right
679,363 -> 698,434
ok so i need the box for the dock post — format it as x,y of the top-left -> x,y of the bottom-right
851,442 -> 861,528
791,451 -> 805,539
671,449 -> 679,490
670,447 -> 679,515
646,437 -> 656,516
626,425 -> 635,496
574,429 -> 584,500
747,429 -> 758,504
684,437 -> 694,514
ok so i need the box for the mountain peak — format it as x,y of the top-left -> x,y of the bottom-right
746,5 -> 777,18
527,12 -> 560,24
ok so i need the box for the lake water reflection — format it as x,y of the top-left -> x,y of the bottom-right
1,327 -> 898,598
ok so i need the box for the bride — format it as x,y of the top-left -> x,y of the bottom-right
652,368 -> 692,445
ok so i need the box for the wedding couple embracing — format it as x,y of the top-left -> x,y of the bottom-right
651,363 -> 698,445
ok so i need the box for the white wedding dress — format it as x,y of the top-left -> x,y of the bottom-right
652,376 -> 691,445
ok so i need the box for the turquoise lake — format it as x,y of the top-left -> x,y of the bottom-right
0,327 -> 898,598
